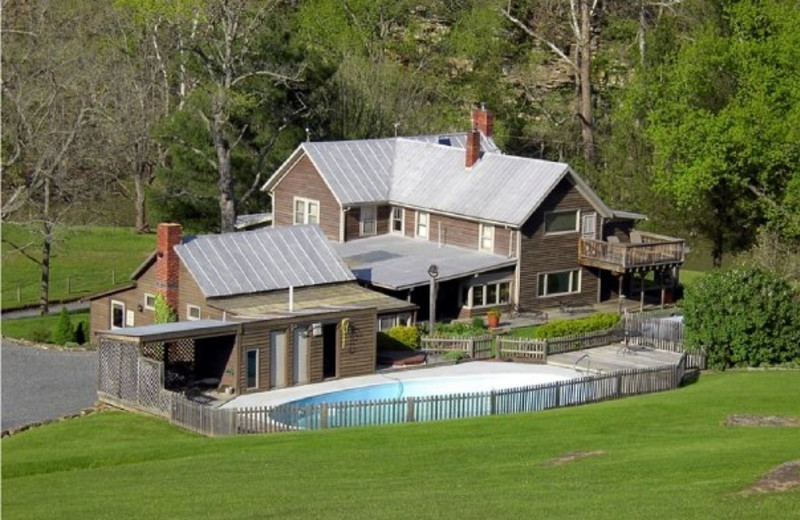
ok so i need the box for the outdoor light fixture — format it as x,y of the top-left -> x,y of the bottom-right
427,264 -> 439,279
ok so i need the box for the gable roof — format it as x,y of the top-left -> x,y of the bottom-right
263,135 -> 613,227
174,225 -> 355,298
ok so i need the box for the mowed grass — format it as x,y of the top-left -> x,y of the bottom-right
1,309 -> 90,344
1,224 -> 154,310
3,371 -> 800,520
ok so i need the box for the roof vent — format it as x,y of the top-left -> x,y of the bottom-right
437,136 -> 451,146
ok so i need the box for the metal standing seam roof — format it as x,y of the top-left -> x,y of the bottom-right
299,138 -> 576,226
175,225 -> 355,298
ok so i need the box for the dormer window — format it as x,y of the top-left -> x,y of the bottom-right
294,197 -> 319,225
391,207 -> 404,234
360,206 -> 376,236
479,224 -> 494,252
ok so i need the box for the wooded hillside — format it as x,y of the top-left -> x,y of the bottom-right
3,0 -> 798,269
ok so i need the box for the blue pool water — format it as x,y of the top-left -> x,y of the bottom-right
268,372 -> 578,429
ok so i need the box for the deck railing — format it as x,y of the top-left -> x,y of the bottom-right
579,232 -> 685,271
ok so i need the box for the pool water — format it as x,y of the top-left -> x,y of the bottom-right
268,372 -> 577,429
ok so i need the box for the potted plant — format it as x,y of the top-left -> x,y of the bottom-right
486,308 -> 501,329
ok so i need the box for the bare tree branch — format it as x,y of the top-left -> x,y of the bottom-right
501,7 -> 577,71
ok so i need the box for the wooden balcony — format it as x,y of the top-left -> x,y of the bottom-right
579,232 -> 685,273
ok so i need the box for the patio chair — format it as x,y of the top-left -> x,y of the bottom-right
606,235 -> 620,244
630,230 -> 643,244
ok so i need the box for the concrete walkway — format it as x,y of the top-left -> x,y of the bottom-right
547,343 -> 684,374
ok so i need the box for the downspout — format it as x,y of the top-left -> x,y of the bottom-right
514,228 -> 522,306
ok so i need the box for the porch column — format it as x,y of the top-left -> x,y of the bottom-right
640,273 -> 645,311
660,270 -> 666,308
617,274 -> 624,314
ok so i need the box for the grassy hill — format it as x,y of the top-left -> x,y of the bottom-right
3,371 -> 799,519
1,225 -> 154,310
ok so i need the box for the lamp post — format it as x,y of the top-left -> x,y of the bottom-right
428,264 -> 439,333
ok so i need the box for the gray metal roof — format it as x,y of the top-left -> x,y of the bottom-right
333,234 -> 517,290
297,138 -> 578,226
175,225 -> 355,298
388,140 -> 570,225
100,320 -> 239,341
405,132 -> 502,154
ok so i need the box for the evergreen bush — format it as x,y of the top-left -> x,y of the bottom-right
154,293 -> 178,324
377,326 -> 420,351
682,268 -> 800,369
53,307 -> 75,345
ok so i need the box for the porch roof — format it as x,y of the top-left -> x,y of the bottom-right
332,235 -> 517,291
98,320 -> 240,343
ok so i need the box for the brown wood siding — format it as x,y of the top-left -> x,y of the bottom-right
272,154 -> 341,241
518,179 -> 600,310
494,227 -> 515,257
235,308 -> 376,394
405,210 -> 416,238
177,263 -> 224,321
429,213 -> 478,250
344,205 -> 392,241
90,287 -> 153,339
337,308 -> 377,379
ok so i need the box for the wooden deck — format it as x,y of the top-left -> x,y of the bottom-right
579,232 -> 685,273
547,344 -> 684,374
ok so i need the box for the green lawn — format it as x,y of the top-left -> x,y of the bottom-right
3,371 -> 799,520
1,309 -> 90,345
1,224 -> 154,310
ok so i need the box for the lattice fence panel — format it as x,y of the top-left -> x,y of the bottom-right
119,342 -> 140,403
165,338 -> 196,390
138,357 -> 167,414
98,340 -> 122,397
141,342 -> 165,362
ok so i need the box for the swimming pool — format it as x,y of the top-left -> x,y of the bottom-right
263,366 -> 581,429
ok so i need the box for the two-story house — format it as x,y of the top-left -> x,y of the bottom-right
262,108 -> 685,321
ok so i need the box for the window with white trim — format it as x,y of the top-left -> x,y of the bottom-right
391,207 -> 404,234
462,281 -> 512,308
111,300 -> 125,329
416,211 -> 429,239
479,224 -> 494,252
294,197 -> 319,225
360,206 -> 377,236
537,270 -> 581,297
187,304 -> 202,321
143,293 -> 156,311
544,210 -> 579,234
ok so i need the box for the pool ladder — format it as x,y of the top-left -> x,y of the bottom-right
574,353 -> 592,374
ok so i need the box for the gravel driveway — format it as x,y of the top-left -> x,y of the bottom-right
1,339 -> 97,431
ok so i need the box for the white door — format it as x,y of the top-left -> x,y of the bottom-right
292,326 -> 310,385
270,331 -> 287,388
581,212 -> 598,239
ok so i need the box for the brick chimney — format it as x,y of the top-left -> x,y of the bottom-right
466,128 -> 481,168
156,223 -> 182,310
472,104 -> 493,137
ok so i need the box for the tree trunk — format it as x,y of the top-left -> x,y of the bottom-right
134,161 -> 151,233
579,0 -> 595,165
39,178 -> 52,316
213,96 -> 236,233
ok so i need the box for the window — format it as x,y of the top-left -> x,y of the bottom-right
416,211 -> 429,238
187,304 -> 201,321
391,207 -> 404,234
545,210 -> 579,234
360,206 -> 377,236
143,293 -> 156,311
537,270 -> 581,297
246,349 -> 259,389
464,281 -> 511,308
293,197 -> 319,225
111,300 -> 125,329
377,312 -> 413,332
479,224 -> 494,252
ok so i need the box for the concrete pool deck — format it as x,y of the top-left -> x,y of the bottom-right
221,362 -> 581,409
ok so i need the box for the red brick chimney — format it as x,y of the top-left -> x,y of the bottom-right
472,104 -> 493,137
156,223 -> 182,310
466,128 -> 481,168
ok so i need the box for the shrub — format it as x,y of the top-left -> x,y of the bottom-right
377,326 -> 420,351
154,293 -> 177,324
682,267 -> 800,369
29,326 -> 51,343
532,313 -> 620,339
53,307 -> 75,345
434,321 -> 487,337
471,317 -> 486,330
74,321 -> 87,345
442,350 -> 465,361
